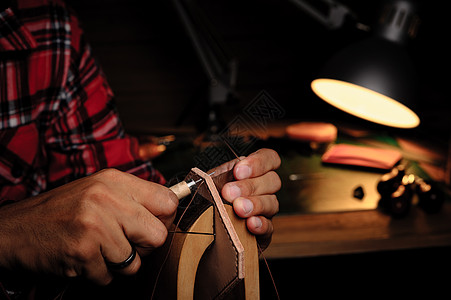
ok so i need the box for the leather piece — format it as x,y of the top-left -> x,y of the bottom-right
144,167 -> 244,299
191,168 -> 244,299
211,168 -> 235,196
174,171 -> 212,232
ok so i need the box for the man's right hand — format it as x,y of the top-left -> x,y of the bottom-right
0,168 -> 178,285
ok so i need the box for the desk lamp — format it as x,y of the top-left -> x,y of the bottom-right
310,0 -> 421,128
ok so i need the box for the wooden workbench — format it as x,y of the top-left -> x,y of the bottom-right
265,202 -> 451,259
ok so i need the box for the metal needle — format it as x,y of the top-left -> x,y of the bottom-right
169,171 -> 215,200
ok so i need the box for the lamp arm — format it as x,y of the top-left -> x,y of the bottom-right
172,0 -> 237,105
288,0 -> 353,30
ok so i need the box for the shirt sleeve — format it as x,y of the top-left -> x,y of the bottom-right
44,8 -> 165,189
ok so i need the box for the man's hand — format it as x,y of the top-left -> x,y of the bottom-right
217,149 -> 281,250
0,169 -> 178,285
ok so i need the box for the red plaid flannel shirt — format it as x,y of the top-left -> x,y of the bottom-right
0,2 -> 165,204
1,0 -> 166,297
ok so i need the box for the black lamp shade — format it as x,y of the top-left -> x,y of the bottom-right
312,36 -> 420,128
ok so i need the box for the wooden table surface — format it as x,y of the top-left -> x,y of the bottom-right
145,122 -> 451,260
265,202 -> 451,259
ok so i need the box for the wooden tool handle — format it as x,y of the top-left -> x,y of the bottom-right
170,181 -> 192,199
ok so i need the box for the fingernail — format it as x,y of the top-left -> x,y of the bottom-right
65,268 -> 78,278
227,184 -> 241,199
251,216 -> 262,229
240,198 -> 253,215
235,164 -> 251,180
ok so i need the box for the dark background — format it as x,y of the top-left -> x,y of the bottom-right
67,1 -> 450,298
67,0 -> 449,141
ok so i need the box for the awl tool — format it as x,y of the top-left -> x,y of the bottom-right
169,178 -> 202,199
169,172 -> 215,199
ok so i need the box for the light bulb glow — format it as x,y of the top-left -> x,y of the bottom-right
311,79 -> 420,128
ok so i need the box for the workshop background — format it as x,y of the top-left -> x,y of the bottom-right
67,0 -> 450,298
68,0 -> 448,138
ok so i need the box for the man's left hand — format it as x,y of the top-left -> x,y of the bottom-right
218,148 -> 281,250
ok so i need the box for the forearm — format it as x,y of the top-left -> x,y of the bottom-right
0,197 -> 41,272
0,200 -> 35,298
0,204 -> 20,270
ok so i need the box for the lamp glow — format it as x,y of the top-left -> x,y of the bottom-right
311,78 -> 420,128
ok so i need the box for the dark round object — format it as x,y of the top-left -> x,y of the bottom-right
417,180 -> 445,214
377,166 -> 405,198
381,184 -> 412,218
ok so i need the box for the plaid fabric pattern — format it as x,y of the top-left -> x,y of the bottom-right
0,0 -> 165,206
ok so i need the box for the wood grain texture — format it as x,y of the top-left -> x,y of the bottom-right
265,203 -> 451,259
177,206 -> 214,299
